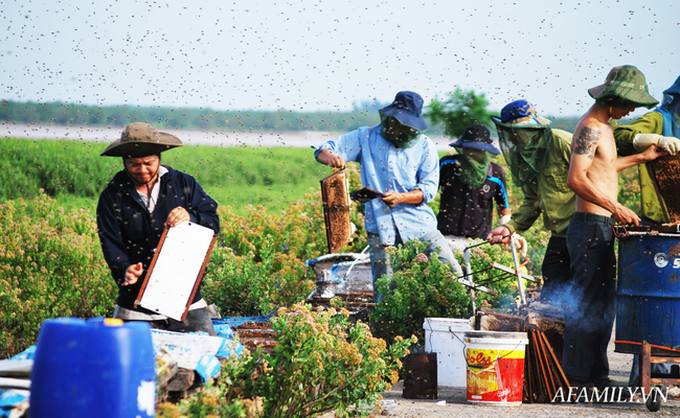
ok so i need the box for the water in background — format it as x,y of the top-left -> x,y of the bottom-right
1,123 -> 457,151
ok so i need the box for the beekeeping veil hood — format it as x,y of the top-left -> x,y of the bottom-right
492,100 -> 553,187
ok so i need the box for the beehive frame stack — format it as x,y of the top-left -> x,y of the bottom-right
320,169 -> 352,253
648,156 -> 680,223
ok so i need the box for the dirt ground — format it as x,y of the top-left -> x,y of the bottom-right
375,325 -> 680,418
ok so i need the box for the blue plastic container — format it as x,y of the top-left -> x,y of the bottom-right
30,317 -> 156,418
615,232 -> 680,353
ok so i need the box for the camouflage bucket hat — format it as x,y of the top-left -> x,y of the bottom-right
101,122 -> 183,157
588,65 -> 659,109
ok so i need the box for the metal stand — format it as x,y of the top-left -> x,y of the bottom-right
461,234 -> 538,315
640,340 -> 680,388
640,340 -> 680,412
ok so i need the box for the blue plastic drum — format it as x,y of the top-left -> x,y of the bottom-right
615,230 -> 680,353
30,317 -> 156,418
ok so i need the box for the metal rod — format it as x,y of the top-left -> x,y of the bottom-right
491,262 -> 538,282
458,265 -> 497,279
510,234 -> 527,305
341,245 -> 370,281
464,245 -> 477,314
475,272 -> 514,285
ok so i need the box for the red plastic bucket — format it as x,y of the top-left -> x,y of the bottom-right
464,330 -> 528,405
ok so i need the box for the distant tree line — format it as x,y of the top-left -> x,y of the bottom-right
0,100 -> 379,132
0,96 -> 582,136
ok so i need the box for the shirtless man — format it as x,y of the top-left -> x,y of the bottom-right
562,65 -> 664,388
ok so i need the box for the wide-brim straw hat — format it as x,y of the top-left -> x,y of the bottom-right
101,122 -> 182,157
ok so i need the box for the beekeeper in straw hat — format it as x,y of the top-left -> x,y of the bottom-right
97,122 -> 219,335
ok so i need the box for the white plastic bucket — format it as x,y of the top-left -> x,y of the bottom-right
464,330 -> 529,405
423,317 -> 472,387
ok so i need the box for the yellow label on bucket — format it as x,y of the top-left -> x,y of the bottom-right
466,348 -> 499,395
466,348 -> 524,395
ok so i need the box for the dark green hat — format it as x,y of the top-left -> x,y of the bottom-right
101,122 -> 183,157
588,65 -> 659,109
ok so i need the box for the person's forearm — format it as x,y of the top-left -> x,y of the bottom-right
398,189 -> 424,205
315,149 -> 346,169
382,189 -> 423,207
615,153 -> 651,172
315,149 -> 333,165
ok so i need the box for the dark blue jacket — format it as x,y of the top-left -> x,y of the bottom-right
96,166 -> 219,310
437,156 -> 509,239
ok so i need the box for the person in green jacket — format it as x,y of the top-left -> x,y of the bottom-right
614,75 -> 680,224
613,74 -> 680,386
487,100 -> 575,305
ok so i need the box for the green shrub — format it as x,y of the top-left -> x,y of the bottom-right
203,235 -> 315,317
368,240 -> 471,343
159,305 -> 413,417
0,191 -> 114,358
244,304 -> 414,417
369,238 -> 530,343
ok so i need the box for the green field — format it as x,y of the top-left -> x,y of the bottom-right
0,138 -> 336,216
0,134 -> 641,223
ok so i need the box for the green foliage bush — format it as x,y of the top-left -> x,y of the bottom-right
0,192 -> 114,358
369,240 -> 471,344
161,305 -> 413,417
368,238 -> 530,344
246,304 -> 414,417
204,234 -> 316,317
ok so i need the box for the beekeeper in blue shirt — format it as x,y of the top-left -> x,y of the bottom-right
314,91 -> 463,302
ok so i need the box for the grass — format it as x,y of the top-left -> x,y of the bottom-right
0,138 -> 335,216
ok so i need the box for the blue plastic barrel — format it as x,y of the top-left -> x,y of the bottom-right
615,231 -> 680,353
30,317 -> 156,418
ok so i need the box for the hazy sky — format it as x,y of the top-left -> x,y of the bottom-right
2,0 -> 678,119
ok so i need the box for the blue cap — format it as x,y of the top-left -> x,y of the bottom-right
499,100 -> 551,126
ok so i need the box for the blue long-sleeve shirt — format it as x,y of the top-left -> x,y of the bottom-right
314,125 -> 440,246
